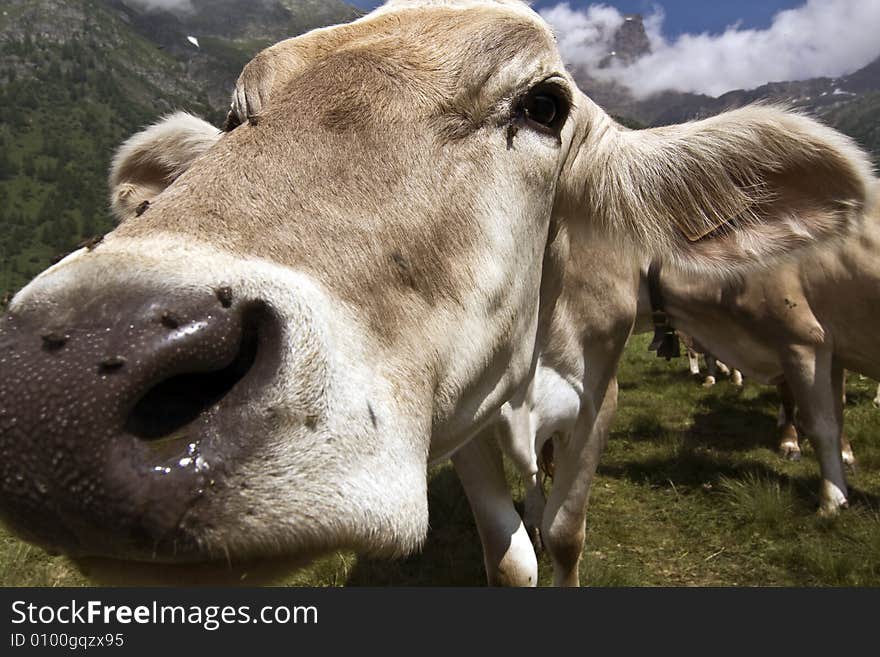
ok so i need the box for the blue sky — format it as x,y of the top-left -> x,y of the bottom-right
347,1 -> 806,37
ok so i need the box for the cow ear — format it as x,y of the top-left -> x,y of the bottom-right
228,37 -> 305,128
228,46 -> 279,128
564,103 -> 876,273
109,112 -> 221,223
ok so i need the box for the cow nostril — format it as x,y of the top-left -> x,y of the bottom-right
216,286 -> 234,309
123,312 -> 262,442
160,311 -> 182,329
100,356 -> 128,373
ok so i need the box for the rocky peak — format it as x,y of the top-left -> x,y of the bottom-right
600,14 -> 651,68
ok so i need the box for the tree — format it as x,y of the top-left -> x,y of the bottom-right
0,149 -> 17,180
22,154 -> 35,178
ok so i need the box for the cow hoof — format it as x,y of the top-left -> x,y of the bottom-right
702,376 -> 716,388
818,482 -> 849,517
817,500 -> 848,518
779,444 -> 802,461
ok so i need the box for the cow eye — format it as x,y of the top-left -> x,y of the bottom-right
524,94 -> 558,126
517,82 -> 570,135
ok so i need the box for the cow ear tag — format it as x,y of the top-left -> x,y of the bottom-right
675,215 -> 733,242
673,196 -> 754,242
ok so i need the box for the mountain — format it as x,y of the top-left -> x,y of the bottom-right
571,14 -> 880,157
599,14 -> 651,68
0,0 -> 359,301
106,0 -> 360,108
628,57 -> 880,132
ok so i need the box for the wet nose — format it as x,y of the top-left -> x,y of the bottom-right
0,283 -> 279,559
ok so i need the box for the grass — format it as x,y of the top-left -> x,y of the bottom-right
1,333 -> 878,587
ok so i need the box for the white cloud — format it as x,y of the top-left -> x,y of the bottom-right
541,0 -> 880,99
540,3 -> 625,70
123,0 -> 194,13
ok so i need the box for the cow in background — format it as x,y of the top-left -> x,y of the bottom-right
679,331 -> 744,388
648,185 -> 880,517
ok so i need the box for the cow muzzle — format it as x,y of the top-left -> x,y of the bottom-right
0,282 -> 283,560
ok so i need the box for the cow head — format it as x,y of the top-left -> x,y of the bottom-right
0,0 -> 873,566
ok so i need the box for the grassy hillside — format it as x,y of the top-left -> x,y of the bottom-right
0,0 -> 359,303
825,91 -> 880,166
0,0 -> 219,301
2,334 -> 878,587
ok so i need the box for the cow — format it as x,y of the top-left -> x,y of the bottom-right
641,193 -> 880,518
875,383 -> 880,408
462,194 -> 876,585
0,0 -> 873,586
679,331 -> 744,388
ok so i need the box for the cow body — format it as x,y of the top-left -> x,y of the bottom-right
653,189 -> 880,513
0,1 -> 873,582
659,201 -> 880,385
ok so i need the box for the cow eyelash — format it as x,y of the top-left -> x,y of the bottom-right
223,108 -> 243,132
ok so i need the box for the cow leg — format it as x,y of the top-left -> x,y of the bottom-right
778,379 -> 854,466
452,432 -> 537,587
703,354 -> 717,387
777,381 -> 801,461
838,379 -> 856,468
711,357 -> 743,387
523,471 -> 547,552
781,348 -> 848,515
687,347 -> 701,376
731,369 -> 744,387
840,430 -> 855,468
541,377 -> 618,587
873,383 -> 880,408
492,401 -> 545,552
